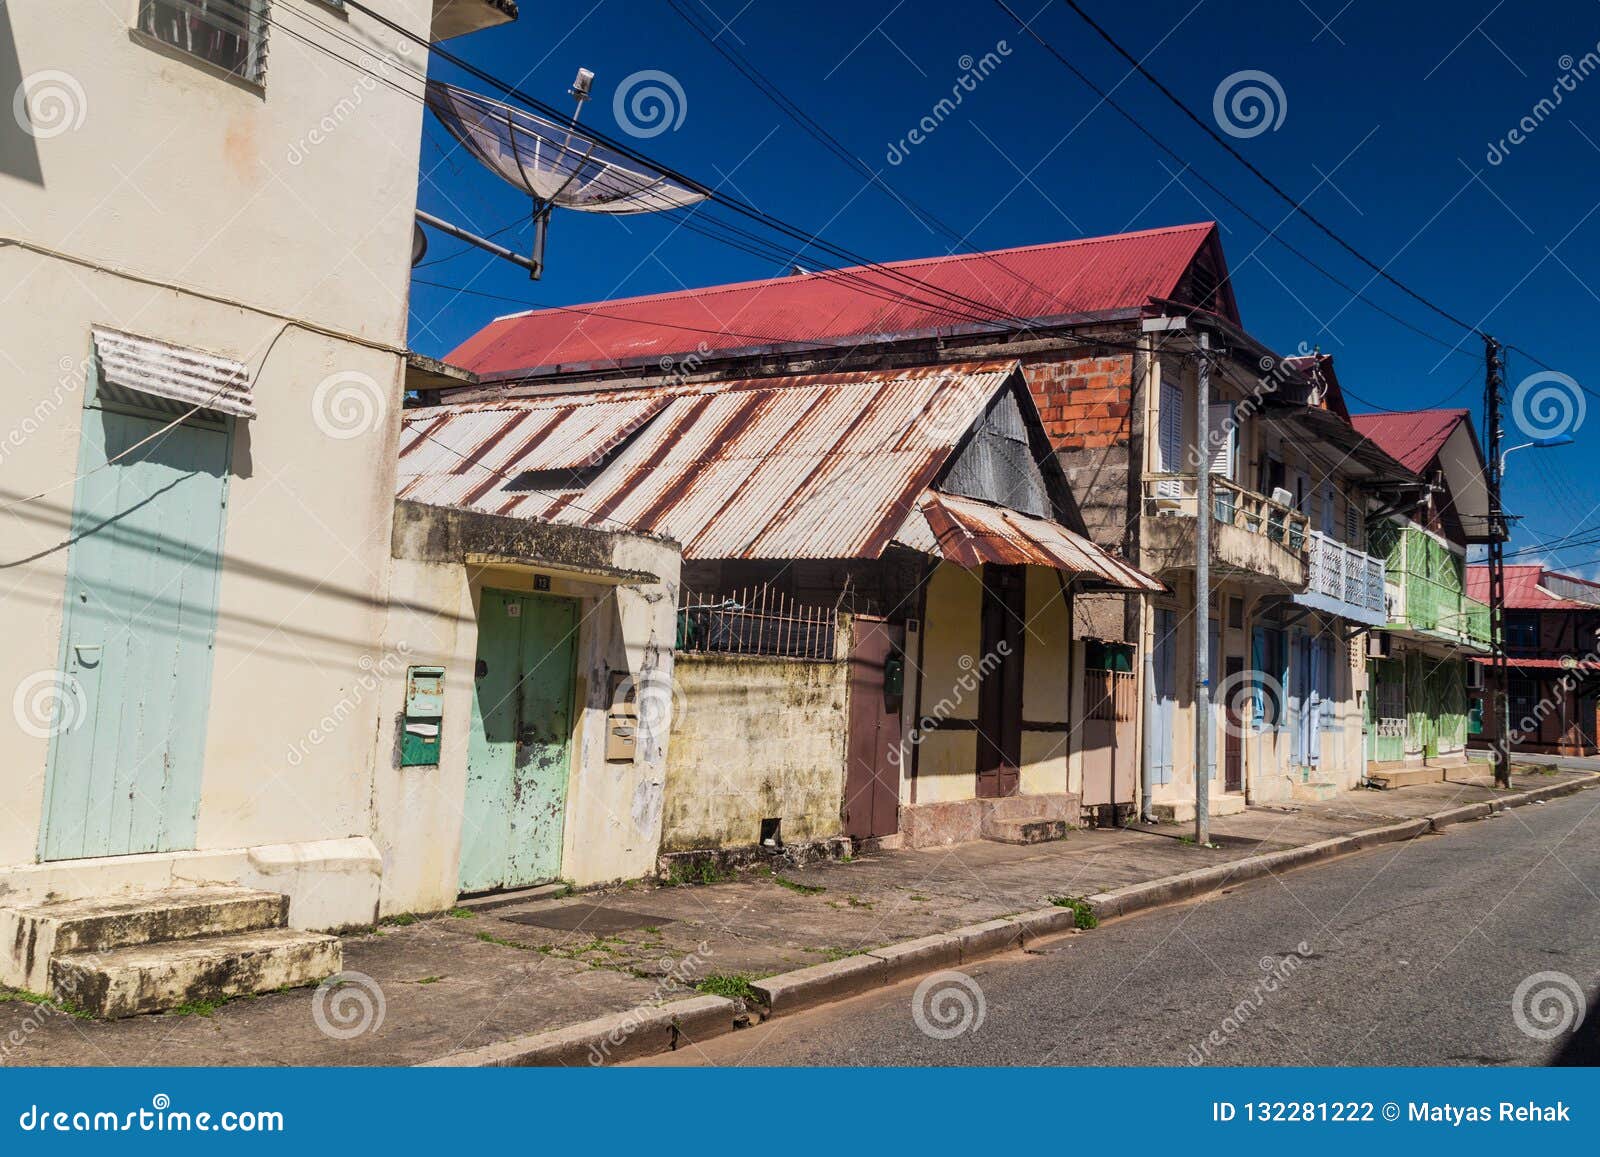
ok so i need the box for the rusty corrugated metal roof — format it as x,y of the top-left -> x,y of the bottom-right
905,491 -> 1164,591
447,222 -> 1227,378
398,362 -> 1017,560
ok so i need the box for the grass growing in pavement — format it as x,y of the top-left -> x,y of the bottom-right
1048,895 -> 1099,930
446,908 -> 476,919
0,988 -> 92,1019
696,973 -> 762,1002
168,997 -> 226,1018
380,912 -> 419,927
664,860 -> 737,887
770,873 -> 826,896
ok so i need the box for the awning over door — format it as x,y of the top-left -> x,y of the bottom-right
899,490 -> 1165,592
92,327 -> 255,419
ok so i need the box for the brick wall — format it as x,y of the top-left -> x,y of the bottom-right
1024,353 -> 1135,450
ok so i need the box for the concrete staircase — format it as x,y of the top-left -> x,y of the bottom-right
979,795 -> 1079,846
0,887 -> 341,1018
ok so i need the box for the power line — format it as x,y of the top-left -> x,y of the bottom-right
1054,0 -> 1483,338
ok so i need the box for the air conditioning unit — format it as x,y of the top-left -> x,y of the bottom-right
1270,487 -> 1294,507
1366,632 -> 1391,659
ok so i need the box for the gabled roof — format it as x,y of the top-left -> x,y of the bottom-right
447,222 -> 1233,380
395,361 -> 1158,589
1350,408 -> 1469,474
1467,564 -> 1600,610
1281,353 -> 1350,419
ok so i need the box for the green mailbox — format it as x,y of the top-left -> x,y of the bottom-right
401,665 -> 445,767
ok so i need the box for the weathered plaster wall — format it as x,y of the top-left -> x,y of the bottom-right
1020,567 -> 1072,796
660,652 -> 849,852
911,564 -> 984,805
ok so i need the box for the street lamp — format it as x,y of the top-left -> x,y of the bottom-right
1500,433 -> 1575,473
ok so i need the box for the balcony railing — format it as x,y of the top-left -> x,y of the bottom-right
1383,573 -> 1493,649
1143,475 -> 1311,548
1294,530 -> 1386,624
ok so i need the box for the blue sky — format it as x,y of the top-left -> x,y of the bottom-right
407,0 -> 1600,574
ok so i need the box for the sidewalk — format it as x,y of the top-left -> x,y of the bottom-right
4,761 -> 1594,1066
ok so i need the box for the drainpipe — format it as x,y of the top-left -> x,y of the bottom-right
1141,612 -> 1157,823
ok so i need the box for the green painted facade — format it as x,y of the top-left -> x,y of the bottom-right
1370,524 -> 1490,649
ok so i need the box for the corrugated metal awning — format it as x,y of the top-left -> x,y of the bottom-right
903,490 -> 1164,592
92,327 -> 254,419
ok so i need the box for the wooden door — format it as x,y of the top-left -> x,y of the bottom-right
845,617 -> 902,840
41,406 -> 230,861
977,564 -> 1025,798
1223,656 -> 1245,791
460,590 -> 577,893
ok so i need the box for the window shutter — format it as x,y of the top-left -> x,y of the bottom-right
1345,499 -> 1361,548
1206,402 -> 1236,478
1321,483 -> 1337,536
1158,380 -> 1185,498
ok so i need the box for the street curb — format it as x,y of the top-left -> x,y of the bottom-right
1087,772 -> 1600,924
420,772 -> 1599,1066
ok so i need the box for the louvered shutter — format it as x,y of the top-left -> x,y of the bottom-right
1206,401 -> 1236,478
1158,380 -> 1184,498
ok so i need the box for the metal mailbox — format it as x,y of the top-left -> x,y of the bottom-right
401,665 -> 446,767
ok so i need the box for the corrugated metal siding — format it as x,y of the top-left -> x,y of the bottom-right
92,328 -> 254,419
449,223 -> 1220,376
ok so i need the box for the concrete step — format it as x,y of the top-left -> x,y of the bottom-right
1291,780 -> 1341,802
0,887 -> 289,993
1369,766 -> 1446,790
982,818 -> 1069,845
1151,793 -> 1248,823
51,928 -> 342,1019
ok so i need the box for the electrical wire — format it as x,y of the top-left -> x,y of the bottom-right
1054,0 -> 1483,338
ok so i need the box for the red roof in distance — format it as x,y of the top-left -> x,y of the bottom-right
448,222 -> 1228,379
1350,408 -> 1469,474
1466,563 -> 1600,609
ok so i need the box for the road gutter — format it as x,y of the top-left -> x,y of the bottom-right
420,772 -> 1598,1067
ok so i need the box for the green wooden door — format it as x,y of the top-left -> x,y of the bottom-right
41,406 -> 230,860
459,590 -> 578,893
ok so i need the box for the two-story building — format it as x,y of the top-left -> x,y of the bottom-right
1467,564 -> 1600,757
1350,410 -> 1495,783
422,221 -> 1412,831
0,0 -> 526,1013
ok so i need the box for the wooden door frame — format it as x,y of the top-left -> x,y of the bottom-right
976,564 -> 1025,798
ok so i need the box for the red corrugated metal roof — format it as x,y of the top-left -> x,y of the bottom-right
1466,564 -> 1600,609
448,222 -> 1223,378
1350,409 -> 1468,474
905,491 -> 1163,591
1469,656 -> 1598,671
395,361 -> 1162,591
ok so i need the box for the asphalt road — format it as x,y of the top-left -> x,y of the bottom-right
644,786 -> 1600,1066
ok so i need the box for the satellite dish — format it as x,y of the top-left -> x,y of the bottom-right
424,75 -> 708,279
411,220 -> 428,266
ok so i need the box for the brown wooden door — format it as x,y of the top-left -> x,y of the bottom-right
1224,655 -> 1245,792
845,617 -> 903,840
977,564 -> 1025,798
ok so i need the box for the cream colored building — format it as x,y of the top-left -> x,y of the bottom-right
0,0 -> 517,937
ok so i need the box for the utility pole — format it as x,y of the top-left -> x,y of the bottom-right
1194,330 -> 1212,846
1484,334 -> 1511,789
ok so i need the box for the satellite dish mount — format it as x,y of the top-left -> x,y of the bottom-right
419,70 -> 707,280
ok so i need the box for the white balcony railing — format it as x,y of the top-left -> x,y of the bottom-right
1296,529 -> 1386,624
